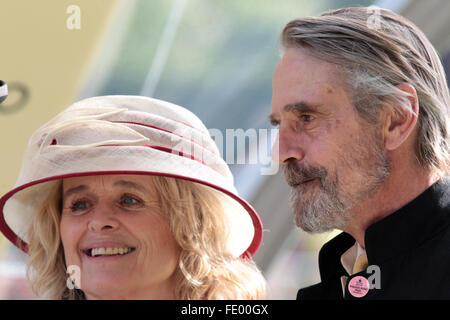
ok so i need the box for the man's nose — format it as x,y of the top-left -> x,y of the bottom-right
87,202 -> 120,232
271,129 -> 305,164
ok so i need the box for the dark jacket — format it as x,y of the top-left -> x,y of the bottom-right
297,178 -> 450,300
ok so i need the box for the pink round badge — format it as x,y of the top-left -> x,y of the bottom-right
348,276 -> 369,298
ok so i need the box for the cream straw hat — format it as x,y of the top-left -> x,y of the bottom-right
0,95 -> 262,258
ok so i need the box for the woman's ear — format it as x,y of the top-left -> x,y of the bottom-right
383,83 -> 419,151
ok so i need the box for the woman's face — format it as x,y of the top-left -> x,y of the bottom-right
60,174 -> 180,299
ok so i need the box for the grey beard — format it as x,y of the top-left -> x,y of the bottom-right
284,131 -> 391,233
288,168 -> 354,233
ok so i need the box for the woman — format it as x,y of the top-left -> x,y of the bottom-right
0,95 -> 265,299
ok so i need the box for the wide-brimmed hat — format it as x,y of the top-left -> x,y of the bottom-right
0,95 -> 262,259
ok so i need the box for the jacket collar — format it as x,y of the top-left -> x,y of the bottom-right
365,177 -> 450,266
317,177 -> 450,280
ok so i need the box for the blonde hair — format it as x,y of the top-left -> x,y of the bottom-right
280,7 -> 450,177
26,176 -> 266,299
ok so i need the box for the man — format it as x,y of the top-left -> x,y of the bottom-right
269,7 -> 450,299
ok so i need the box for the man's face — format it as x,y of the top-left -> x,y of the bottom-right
270,48 -> 391,233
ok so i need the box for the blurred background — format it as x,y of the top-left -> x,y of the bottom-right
0,0 -> 449,299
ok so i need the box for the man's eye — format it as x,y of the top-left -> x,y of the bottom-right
300,114 -> 314,122
270,119 -> 280,127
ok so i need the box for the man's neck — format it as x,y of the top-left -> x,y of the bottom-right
344,166 -> 440,249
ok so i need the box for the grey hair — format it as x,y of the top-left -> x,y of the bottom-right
279,7 -> 450,177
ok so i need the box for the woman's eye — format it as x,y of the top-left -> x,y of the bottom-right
121,195 -> 142,207
70,200 -> 90,213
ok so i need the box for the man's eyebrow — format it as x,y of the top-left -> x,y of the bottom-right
284,101 -> 323,114
269,101 -> 323,125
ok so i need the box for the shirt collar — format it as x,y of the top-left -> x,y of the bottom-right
340,241 -> 366,275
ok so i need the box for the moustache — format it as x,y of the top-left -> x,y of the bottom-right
283,161 -> 327,188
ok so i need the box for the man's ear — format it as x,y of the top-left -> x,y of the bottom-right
383,83 -> 419,151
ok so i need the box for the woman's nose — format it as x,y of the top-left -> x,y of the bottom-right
87,203 -> 120,232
